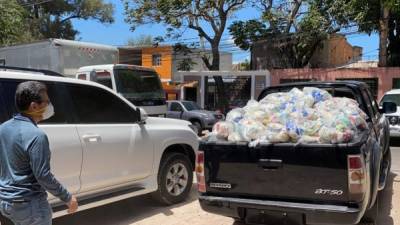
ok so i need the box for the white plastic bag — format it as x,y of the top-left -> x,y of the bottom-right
212,121 -> 235,139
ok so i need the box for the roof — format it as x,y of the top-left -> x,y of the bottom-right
77,64 -> 156,72
0,70 -> 117,92
384,89 -> 400,95
0,70 -> 139,110
0,39 -> 118,52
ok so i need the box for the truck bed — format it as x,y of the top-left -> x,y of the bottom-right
200,130 -> 369,205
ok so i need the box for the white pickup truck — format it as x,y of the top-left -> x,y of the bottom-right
0,68 -> 198,224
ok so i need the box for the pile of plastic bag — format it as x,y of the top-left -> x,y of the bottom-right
207,87 -> 368,144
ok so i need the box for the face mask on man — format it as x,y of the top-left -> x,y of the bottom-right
42,102 -> 55,120
24,102 -> 55,120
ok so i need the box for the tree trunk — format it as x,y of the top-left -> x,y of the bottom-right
210,44 -> 228,113
379,2 -> 389,67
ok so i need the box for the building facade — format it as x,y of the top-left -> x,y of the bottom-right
251,34 -> 362,70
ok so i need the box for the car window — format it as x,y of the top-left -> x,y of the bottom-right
92,71 -> 113,89
0,81 -> 8,124
361,89 -> 375,120
0,79 -> 72,124
365,88 -> 380,117
181,101 -> 201,111
380,94 -> 400,106
170,102 -> 183,112
67,84 -> 138,123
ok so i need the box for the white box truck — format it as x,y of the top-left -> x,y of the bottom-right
0,39 -> 118,77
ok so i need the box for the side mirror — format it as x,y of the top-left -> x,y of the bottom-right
138,107 -> 148,124
89,70 -> 97,82
381,101 -> 397,114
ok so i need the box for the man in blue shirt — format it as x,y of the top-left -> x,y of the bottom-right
0,81 -> 78,225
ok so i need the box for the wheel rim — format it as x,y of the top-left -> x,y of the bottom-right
166,162 -> 189,196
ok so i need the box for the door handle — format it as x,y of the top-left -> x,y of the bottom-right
258,159 -> 282,170
82,134 -> 101,143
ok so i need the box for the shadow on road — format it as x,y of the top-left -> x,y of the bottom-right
390,137 -> 400,147
232,173 -> 398,225
54,183 -> 199,225
376,172 -> 397,225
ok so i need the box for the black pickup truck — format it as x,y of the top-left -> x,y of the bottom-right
196,81 -> 396,225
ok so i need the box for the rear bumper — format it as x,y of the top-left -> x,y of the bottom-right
199,195 -> 362,225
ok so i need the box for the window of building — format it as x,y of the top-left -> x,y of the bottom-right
393,78 -> 400,89
152,54 -> 162,66
0,59 -> 5,66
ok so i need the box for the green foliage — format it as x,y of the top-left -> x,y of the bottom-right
123,0 -> 246,70
0,0 -> 33,46
230,0 -> 346,68
174,43 -> 197,71
23,0 -> 115,40
126,35 -> 154,46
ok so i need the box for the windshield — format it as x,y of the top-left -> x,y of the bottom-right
114,68 -> 164,99
182,101 -> 201,111
380,94 -> 400,106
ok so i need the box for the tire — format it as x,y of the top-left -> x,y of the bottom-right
191,121 -> 202,136
152,153 -> 193,205
361,195 -> 379,225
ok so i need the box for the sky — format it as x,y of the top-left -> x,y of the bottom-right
72,0 -> 379,63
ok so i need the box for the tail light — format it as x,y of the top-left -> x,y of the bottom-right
348,155 -> 367,201
196,152 -> 206,193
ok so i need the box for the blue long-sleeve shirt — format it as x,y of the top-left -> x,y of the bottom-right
0,114 -> 71,203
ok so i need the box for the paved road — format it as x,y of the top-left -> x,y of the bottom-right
54,145 -> 400,225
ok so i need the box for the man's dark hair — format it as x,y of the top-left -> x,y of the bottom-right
15,81 -> 47,112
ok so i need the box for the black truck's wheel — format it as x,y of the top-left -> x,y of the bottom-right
152,153 -> 193,205
361,196 -> 379,225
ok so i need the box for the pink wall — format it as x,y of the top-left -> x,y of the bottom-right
271,68 -> 400,100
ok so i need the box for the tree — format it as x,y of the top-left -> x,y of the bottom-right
126,34 -> 154,46
346,0 -> 400,67
0,0 -> 33,46
174,43 -> 197,71
123,0 -> 246,111
229,0 -> 345,69
21,0 -> 115,40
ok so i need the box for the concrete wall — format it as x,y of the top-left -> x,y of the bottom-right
270,67 -> 400,100
172,50 -> 233,82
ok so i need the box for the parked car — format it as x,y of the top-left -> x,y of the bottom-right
380,89 -> 400,137
76,64 -> 167,117
0,69 -> 198,224
166,100 -> 224,134
196,81 -> 395,225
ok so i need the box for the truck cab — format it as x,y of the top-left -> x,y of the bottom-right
76,64 -> 167,117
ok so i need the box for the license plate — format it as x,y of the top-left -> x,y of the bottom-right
245,209 -> 303,225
